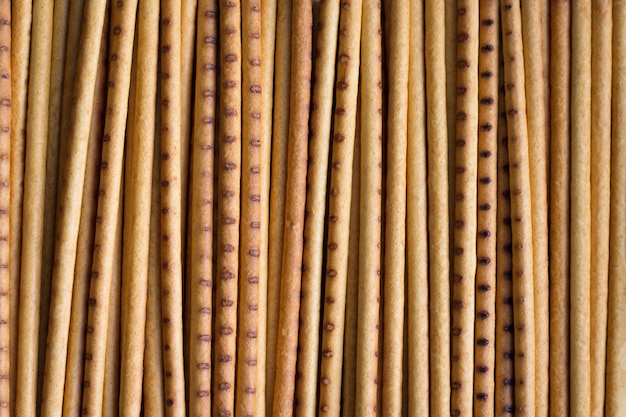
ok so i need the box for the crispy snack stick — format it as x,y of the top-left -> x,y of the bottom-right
590,1 -> 612,415
293,0 -> 340,414
15,0 -> 54,414
549,1 -> 570,415
61,16 -> 109,415
9,1 -> 32,412
500,1 -> 537,414
118,0 -> 159,414
473,2 -> 499,415
425,0 -> 450,414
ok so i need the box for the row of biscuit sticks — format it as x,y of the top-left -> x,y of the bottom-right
3,0 -> 626,416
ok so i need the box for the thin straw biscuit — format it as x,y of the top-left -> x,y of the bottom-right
188,1 -> 217,415
590,1 -> 612,415
406,0 -> 427,413
271,1 -> 312,414
500,1 -> 536,415
445,0 -> 457,247
425,1 -> 450,414
15,0 -> 54,414
495,59 -> 516,417
118,0 -> 159,414
570,1 -> 592,415
607,2 -> 626,413
549,2 -> 570,415
265,1 -> 291,410
61,21 -> 108,416
0,1 -> 9,412
293,0 -> 340,413
9,1 -> 32,412
473,2 -> 498,415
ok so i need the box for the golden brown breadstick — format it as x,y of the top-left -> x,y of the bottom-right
15,0 -> 54,414
549,1 -> 570,415
445,0 -> 457,255
425,0 -> 450,414
293,0 -> 340,413
61,17 -> 108,415
590,1 -> 612,415
316,1 -> 362,415
265,1 -> 291,411
495,60 -> 516,417
570,1 -> 592,415
9,1 -> 32,413
607,4 -> 626,413
473,2 -> 498,415
0,2 -> 9,412
188,1 -> 216,415
500,1 -> 537,415
118,0 -> 159,415
271,2 -> 312,415
384,0 -> 409,414
452,0 -> 479,414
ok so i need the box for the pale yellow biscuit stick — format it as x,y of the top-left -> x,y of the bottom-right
500,1 -> 537,414
570,0 -> 592,415
590,1 -> 612,415
61,17 -> 109,416
8,1 -> 32,413
425,0 -> 450,414
265,1 -> 291,411
0,1 -> 9,412
316,1 -> 362,415
292,0 -> 340,414
548,1 -> 570,415
188,1 -> 217,415
14,0 -> 54,414
406,0 -> 427,415
606,3 -> 626,413
473,2 -> 498,415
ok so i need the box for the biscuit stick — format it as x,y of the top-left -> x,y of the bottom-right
425,1 -> 450,413
293,0 -> 340,414
118,0 -> 159,414
590,1 -> 612,415
500,1 -> 536,414
15,0 -> 54,414
406,0 -> 427,414
473,2 -> 498,415
9,1 -> 32,412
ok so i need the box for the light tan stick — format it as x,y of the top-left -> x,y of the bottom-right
383,0 -> 409,414
549,1 -> 570,415
520,4 -> 550,414
355,2 -> 383,415
445,0 -> 457,257
258,0 -> 277,414
212,1 -> 242,416
570,1 -> 592,415
159,1 -> 186,415
188,1 -> 217,415
607,3 -> 626,413
141,83 -> 165,417
61,17 -> 109,415
473,2 -> 498,415
271,1 -> 312,414
15,0 -> 54,414
292,0 -> 340,414
590,1 -> 612,415
425,0 -> 450,414
79,1 -> 137,414
0,2 -> 9,412
500,1 -> 536,415
265,1 -> 291,411
495,59 -> 516,417
9,1 -> 32,413
316,1 -> 362,415
452,0 -> 479,414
